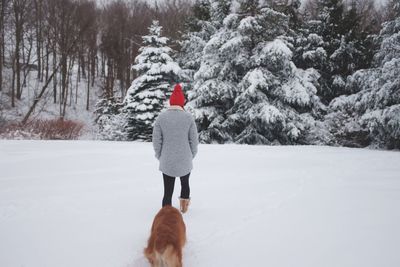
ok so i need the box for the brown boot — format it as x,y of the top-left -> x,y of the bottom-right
179,198 -> 190,213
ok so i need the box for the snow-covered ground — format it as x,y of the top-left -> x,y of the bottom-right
0,141 -> 399,267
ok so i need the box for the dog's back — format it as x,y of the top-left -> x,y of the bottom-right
144,206 -> 186,267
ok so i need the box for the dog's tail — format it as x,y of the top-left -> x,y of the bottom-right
156,244 -> 181,267
145,244 -> 181,267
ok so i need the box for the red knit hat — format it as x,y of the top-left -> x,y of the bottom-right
169,84 -> 185,107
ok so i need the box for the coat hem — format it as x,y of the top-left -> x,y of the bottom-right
159,167 -> 193,178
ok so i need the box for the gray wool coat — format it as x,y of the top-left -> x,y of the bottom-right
152,106 -> 199,177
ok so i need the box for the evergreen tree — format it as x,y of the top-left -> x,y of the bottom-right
313,0 -> 345,102
187,12 -> 239,143
189,0 -> 327,144
188,0 -> 212,32
188,0 -> 235,143
329,2 -> 376,96
225,2 -> 326,144
327,16 -> 400,149
293,0 -> 377,104
385,0 -> 400,21
210,0 -> 232,27
95,97 -> 127,141
290,0 -> 336,104
273,0 -> 302,30
179,0 -> 215,85
123,20 -> 182,141
179,0 -> 233,96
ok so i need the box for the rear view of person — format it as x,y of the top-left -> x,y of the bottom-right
152,84 -> 198,213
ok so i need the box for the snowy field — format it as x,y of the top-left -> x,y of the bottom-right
0,141 -> 399,267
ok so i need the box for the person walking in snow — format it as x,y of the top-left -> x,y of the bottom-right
152,84 -> 199,213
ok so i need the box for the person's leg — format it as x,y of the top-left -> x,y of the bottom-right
180,173 -> 190,199
179,173 -> 191,213
162,173 -> 176,207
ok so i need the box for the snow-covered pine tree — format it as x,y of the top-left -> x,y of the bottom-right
327,15 -> 400,149
329,2 -> 376,97
293,0 -> 376,104
292,27 -> 328,78
385,0 -> 400,21
95,97 -> 127,141
273,0 -> 302,30
179,0 -> 215,85
223,0 -> 326,144
186,0 -> 236,143
302,0 -> 345,103
291,0 -> 331,104
123,20 -> 181,141
188,0 -> 327,144
179,0 -> 233,93
210,0 -> 232,27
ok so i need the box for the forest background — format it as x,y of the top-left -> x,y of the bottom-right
0,0 -> 399,149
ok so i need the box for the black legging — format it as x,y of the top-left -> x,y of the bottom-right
162,173 -> 190,207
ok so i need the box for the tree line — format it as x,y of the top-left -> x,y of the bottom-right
96,0 -> 400,149
1,0 -> 399,148
0,0 -> 190,122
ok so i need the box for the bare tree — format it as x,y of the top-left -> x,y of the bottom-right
22,0 -> 94,124
11,0 -> 30,106
0,0 -> 6,92
48,0 -> 80,117
33,0 -> 44,81
4,0 -> 194,122
73,0 -> 97,110
155,0 -> 192,40
100,0 -> 133,99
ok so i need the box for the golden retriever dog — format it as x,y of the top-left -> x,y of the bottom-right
144,206 -> 186,267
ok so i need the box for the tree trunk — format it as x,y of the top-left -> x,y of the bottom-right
101,52 -> 105,78
91,49 -> 96,87
60,53 -> 68,116
11,54 -> 15,107
68,56 -> 75,106
53,49 -> 57,104
80,49 -> 86,79
63,55 -> 74,116
34,0 -> 42,80
14,0 -> 24,100
22,63 -> 61,124
0,45 -> 2,91
0,0 -> 3,92
0,0 -> 5,66
15,27 -> 21,100
76,68 -> 79,105
45,43 -> 49,81
106,59 -> 114,98
86,54 -> 90,111
21,35 -> 33,93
